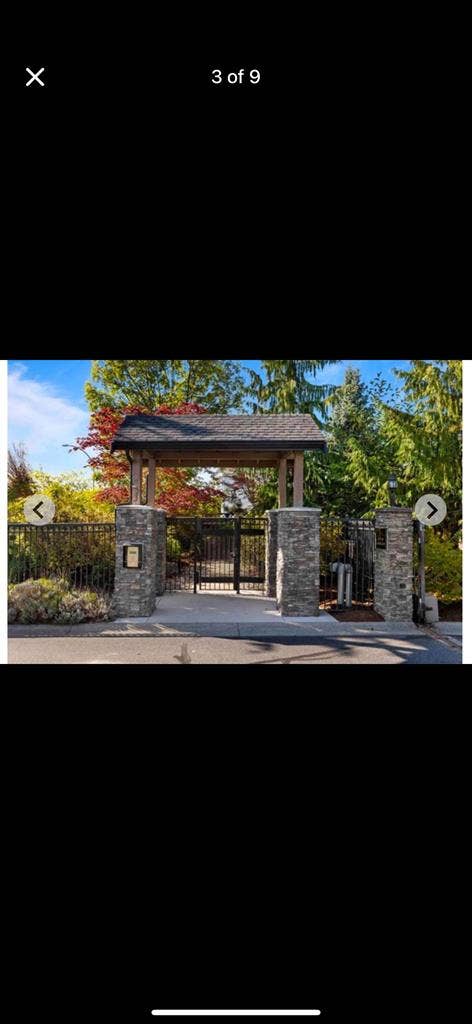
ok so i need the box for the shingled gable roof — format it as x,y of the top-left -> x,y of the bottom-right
110,414 -> 326,452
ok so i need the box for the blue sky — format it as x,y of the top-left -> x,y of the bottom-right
8,359 -> 409,476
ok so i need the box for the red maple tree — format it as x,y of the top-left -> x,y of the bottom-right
68,403 -> 224,514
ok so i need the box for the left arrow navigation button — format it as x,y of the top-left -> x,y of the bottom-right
23,494 -> 55,525
32,501 -> 44,519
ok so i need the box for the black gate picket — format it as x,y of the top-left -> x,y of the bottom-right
165,516 -> 266,592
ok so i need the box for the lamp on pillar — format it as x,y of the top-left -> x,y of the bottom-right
388,473 -> 398,506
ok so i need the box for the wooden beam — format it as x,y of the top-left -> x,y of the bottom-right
152,457 -> 278,468
146,457 -> 156,507
293,452 -> 304,506
126,449 -> 284,465
278,457 -> 287,507
130,453 -> 143,505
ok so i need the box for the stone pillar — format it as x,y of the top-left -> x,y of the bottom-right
265,510 -> 278,598
112,505 -> 166,618
374,507 -> 413,620
275,508 -> 321,616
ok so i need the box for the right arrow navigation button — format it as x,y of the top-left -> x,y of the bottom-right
426,500 -> 438,519
414,493 -> 447,526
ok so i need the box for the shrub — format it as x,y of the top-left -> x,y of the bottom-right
166,536 -> 182,559
8,578 -> 111,624
424,532 -> 462,604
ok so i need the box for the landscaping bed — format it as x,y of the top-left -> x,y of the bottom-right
326,607 -> 385,622
438,601 -> 462,622
8,578 -> 112,625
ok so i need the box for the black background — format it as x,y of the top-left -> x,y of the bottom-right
8,7 -> 466,358
5,9 -> 466,1023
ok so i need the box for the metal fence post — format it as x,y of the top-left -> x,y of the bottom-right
417,521 -> 426,625
234,517 -> 241,593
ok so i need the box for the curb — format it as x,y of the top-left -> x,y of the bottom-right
417,624 -> 463,651
9,621 -> 424,640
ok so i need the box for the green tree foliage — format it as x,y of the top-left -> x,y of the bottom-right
316,368 -> 398,514
380,360 -> 462,535
247,360 -> 340,422
246,361 -> 462,536
84,360 -> 246,413
424,531 -> 462,603
299,362 -> 462,527
8,471 -> 115,523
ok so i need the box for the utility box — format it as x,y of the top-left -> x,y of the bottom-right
425,593 -> 439,624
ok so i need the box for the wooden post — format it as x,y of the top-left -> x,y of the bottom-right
130,453 -> 143,505
278,457 -> 287,507
146,457 -> 156,507
293,452 -> 304,506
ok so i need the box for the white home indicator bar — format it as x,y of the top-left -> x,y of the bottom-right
151,1013 -> 321,1017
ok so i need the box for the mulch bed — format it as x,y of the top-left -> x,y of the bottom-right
438,601 -> 462,622
326,607 -> 385,622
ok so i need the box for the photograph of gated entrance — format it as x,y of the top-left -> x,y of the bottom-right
8,415 -> 420,620
110,413 -> 327,618
7,359 -> 462,664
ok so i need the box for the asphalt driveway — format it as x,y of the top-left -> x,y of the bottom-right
8,632 -> 462,664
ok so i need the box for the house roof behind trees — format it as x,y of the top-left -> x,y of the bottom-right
110,414 -> 327,452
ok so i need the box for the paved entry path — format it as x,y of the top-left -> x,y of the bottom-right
8,592 -> 462,663
9,592 -> 439,638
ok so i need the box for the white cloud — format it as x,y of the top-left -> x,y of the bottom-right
8,363 -> 90,473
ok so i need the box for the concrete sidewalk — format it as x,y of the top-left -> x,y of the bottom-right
434,621 -> 462,636
8,591 -> 426,639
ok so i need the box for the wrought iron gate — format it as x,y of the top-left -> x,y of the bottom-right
165,516 -> 266,592
320,516 -> 375,610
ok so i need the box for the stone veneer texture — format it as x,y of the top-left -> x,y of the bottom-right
112,506 -> 166,617
275,509 -> 320,616
374,507 -> 413,620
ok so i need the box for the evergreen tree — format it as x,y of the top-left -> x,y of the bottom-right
380,360 -> 462,535
247,359 -> 340,423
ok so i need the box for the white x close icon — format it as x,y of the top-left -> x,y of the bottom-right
26,67 -> 45,87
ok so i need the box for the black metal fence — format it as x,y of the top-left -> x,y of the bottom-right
320,516 -> 375,610
8,523 -> 116,593
9,515 -> 376,606
165,516 -> 266,592
412,518 -> 426,623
